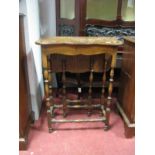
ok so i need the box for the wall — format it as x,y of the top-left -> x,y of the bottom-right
19,0 -> 31,53
19,0 -> 43,120
39,0 -> 57,87
19,0 -> 57,119
39,0 -> 56,37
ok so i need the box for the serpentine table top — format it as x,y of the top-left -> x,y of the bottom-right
36,36 -> 122,46
35,37 -> 123,56
124,36 -> 135,44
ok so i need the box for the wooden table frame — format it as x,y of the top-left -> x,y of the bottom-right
36,37 -> 122,133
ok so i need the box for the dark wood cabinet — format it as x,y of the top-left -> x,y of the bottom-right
56,0 -> 135,36
19,14 -> 33,150
117,37 -> 135,138
55,2 -> 135,137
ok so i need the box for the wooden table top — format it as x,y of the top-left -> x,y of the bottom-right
35,37 -> 123,46
124,36 -> 135,44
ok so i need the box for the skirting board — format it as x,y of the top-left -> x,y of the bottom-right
19,111 -> 34,150
116,102 -> 135,128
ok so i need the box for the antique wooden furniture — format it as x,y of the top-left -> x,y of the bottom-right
19,14 -> 33,150
55,0 -> 135,97
117,36 -> 135,138
36,37 -> 122,132
56,0 -> 135,36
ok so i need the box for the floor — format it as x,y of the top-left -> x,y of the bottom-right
20,105 -> 135,155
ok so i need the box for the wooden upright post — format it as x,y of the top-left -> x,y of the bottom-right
62,59 -> 67,117
88,57 -> 94,116
104,53 -> 116,130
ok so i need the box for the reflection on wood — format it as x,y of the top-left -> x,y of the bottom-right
36,36 -> 122,46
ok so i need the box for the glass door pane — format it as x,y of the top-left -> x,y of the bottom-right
86,0 -> 118,20
121,0 -> 135,21
60,0 -> 75,20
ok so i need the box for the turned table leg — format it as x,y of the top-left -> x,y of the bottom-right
62,59 -> 67,118
101,56 -> 107,117
104,53 -> 116,131
88,57 -> 94,116
43,53 -> 54,133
